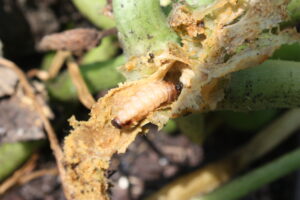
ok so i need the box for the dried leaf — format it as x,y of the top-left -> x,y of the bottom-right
39,28 -> 100,53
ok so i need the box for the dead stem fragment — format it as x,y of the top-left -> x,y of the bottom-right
67,57 -> 96,109
18,168 -> 58,185
47,51 -> 71,79
0,154 -> 57,195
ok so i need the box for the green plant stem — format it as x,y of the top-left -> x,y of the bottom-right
113,0 -> 179,57
218,60 -> 300,111
233,109 -> 300,169
47,56 -> 125,101
194,148 -> 300,200
71,0 -> 115,29
81,36 -> 118,65
0,141 -> 42,181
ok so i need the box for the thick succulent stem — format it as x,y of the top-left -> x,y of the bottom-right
218,60 -> 300,111
113,0 -> 179,57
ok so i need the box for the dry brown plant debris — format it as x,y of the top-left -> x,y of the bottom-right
0,65 -> 47,142
39,28 -> 117,54
0,154 -> 38,195
0,154 -> 58,195
0,58 -> 69,197
67,56 -> 96,109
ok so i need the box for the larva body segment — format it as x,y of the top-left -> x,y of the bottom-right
112,81 -> 179,128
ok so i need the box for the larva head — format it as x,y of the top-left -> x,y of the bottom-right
166,81 -> 183,103
111,118 -> 123,129
175,82 -> 183,94
111,117 -> 133,129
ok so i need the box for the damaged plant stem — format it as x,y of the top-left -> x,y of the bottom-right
49,57 -> 300,110
50,0 -> 300,107
113,0 -> 300,198
62,0 -> 182,199
108,0 -> 300,110
62,0 -> 300,199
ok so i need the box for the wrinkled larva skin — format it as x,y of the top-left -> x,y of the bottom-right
112,81 -> 179,128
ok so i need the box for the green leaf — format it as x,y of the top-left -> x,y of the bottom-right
0,141 -> 42,181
